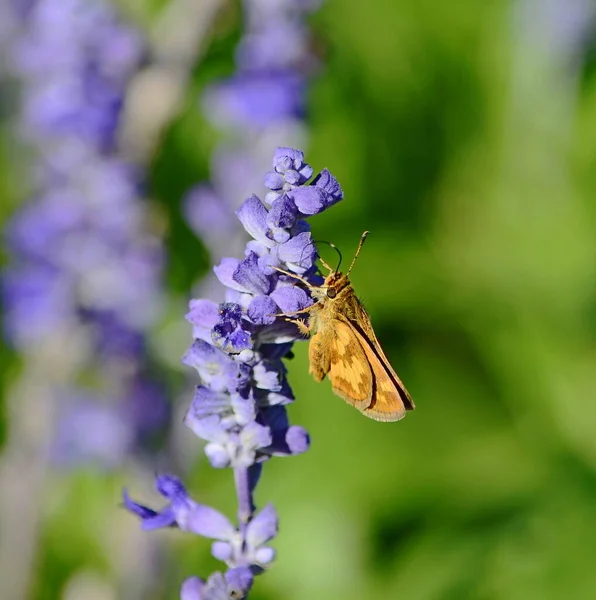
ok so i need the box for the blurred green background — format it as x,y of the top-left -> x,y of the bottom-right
3,0 -> 596,599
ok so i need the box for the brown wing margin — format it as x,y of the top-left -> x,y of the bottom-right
344,316 -> 414,421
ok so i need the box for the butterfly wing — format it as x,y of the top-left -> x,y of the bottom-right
340,294 -> 415,421
310,319 -> 373,410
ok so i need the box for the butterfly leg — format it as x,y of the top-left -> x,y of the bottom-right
274,305 -> 314,317
277,315 -> 311,337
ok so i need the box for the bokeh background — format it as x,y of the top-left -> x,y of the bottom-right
2,0 -> 596,599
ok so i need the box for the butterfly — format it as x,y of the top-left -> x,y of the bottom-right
276,231 -> 415,421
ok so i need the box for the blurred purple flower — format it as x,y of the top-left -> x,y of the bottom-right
2,0 -> 168,467
184,0 -> 322,267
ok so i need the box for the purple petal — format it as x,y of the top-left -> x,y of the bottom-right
205,443 -> 232,468
204,73 -> 303,129
240,421 -> 272,453
260,405 -> 289,432
252,360 -> 283,391
225,567 -> 254,597
264,171 -> 284,190
266,194 -> 297,229
291,218 -> 311,236
229,329 -> 252,352
260,407 -> 310,457
218,302 -> 243,323
200,572 -> 228,600
211,541 -> 233,561
312,168 -> 343,204
286,426 -> 310,454
273,147 -> 304,169
284,169 -> 301,185
298,164 -> 314,181
264,190 -> 281,205
246,503 -> 278,548
219,327 -> 252,353
122,489 -> 158,520
184,504 -> 235,540
236,194 -> 274,247
183,340 -> 238,392
277,232 -> 316,272
269,285 -> 312,313
259,380 -> 295,406
255,547 -> 276,565
190,386 -> 233,419
231,394 -> 257,425
257,252 -> 282,276
186,299 -> 220,342
183,185 -> 235,240
290,186 -> 326,215
211,303 -> 253,353
141,508 -> 178,530
185,413 -> 229,444
180,577 -> 205,600
245,240 -> 270,257
156,474 -> 188,500
247,295 -> 278,325
214,258 -> 245,292
233,252 -> 271,295
270,228 -> 291,244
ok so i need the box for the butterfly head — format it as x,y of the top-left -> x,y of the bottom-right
310,271 -> 351,302
312,231 -> 369,302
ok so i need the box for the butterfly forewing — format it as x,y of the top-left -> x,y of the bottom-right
343,317 -> 412,421
350,297 -> 415,414
326,320 -> 373,408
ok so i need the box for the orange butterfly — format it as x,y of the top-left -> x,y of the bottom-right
276,232 -> 414,421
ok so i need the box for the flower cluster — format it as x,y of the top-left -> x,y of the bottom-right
184,0 -> 322,274
124,147 -> 343,598
2,0 -> 167,465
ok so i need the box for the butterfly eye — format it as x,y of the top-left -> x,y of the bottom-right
326,288 -> 337,298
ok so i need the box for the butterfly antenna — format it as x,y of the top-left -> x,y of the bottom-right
313,240 -> 342,273
346,231 -> 370,277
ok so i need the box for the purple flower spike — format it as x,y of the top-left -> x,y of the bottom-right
3,0 -> 169,482
126,147 -> 343,599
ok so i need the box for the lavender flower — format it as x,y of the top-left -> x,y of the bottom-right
124,147 -> 343,598
2,0 -> 167,466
